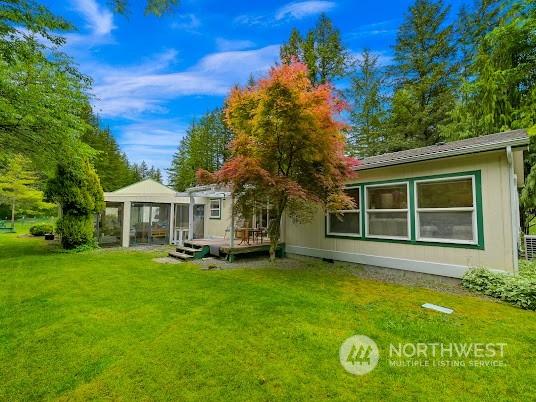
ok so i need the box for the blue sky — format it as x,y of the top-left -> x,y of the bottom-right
41,0 -> 465,180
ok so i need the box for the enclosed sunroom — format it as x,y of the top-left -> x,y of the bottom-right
99,180 -> 230,248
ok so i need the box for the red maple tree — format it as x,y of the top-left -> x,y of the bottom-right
198,62 -> 358,260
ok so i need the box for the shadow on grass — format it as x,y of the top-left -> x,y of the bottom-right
0,233 -> 58,259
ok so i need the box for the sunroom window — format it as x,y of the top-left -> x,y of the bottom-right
209,199 -> 221,219
415,177 -> 476,243
327,187 -> 360,237
366,183 -> 409,239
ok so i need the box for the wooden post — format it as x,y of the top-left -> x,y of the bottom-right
188,195 -> 194,241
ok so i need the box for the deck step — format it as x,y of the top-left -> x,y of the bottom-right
181,242 -> 210,259
183,242 -> 203,250
176,246 -> 201,254
168,251 -> 194,260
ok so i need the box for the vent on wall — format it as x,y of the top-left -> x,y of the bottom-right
524,235 -> 536,260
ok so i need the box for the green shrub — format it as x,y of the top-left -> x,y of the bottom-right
45,160 -> 104,250
56,215 -> 96,250
29,224 -> 54,236
462,267 -> 536,310
519,260 -> 536,280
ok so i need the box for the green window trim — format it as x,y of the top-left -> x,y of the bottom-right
209,198 -> 222,220
325,170 -> 485,250
326,185 -> 361,237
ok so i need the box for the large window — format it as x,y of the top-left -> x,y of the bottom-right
415,176 -> 476,244
324,171 -> 483,249
209,199 -> 221,219
130,203 -> 170,245
365,183 -> 409,239
327,187 -> 360,237
96,202 -> 123,247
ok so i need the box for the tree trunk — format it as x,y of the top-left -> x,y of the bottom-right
268,212 -> 282,262
11,200 -> 15,228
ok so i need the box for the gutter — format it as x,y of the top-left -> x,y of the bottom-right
506,146 -> 520,274
356,136 -> 529,171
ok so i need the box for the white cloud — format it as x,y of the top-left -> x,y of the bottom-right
235,1 -> 334,26
89,45 -> 280,118
71,0 -> 115,36
115,120 -> 189,180
65,0 -> 116,49
170,13 -> 201,30
275,1 -> 335,21
215,38 -> 256,51
347,20 -> 398,39
233,14 -> 266,26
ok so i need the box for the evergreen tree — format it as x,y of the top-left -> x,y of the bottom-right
280,28 -> 303,64
147,166 -> 163,183
456,0 -> 504,81
439,1 -> 536,233
280,14 -> 350,85
347,50 -> 388,157
388,0 -> 457,150
442,0 -> 535,139
168,108 -> 232,191
81,112 -> 137,191
45,160 -> 104,249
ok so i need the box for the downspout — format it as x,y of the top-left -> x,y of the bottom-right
506,146 -> 520,274
230,193 -> 235,248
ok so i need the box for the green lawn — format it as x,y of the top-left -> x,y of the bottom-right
1,227 -> 535,401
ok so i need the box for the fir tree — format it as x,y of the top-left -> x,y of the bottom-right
168,108 -> 232,191
347,50 -> 388,157
388,0 -> 458,150
279,14 -> 350,85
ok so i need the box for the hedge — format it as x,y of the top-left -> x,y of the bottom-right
29,224 -> 54,236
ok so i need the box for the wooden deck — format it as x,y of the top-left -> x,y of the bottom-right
185,238 -> 284,261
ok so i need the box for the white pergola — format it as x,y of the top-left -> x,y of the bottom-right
183,185 -> 234,247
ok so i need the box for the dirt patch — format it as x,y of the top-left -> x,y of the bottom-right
156,251 -> 477,296
193,256 -> 303,271
153,257 -> 185,264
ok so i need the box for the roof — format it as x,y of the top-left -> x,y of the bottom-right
356,129 -> 529,171
107,179 -> 176,195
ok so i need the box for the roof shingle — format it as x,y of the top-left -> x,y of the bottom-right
355,129 -> 529,171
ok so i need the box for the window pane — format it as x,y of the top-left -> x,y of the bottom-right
345,188 -> 360,209
367,185 -> 407,209
329,212 -> 360,235
419,211 -> 474,241
210,200 -> 220,209
417,178 -> 473,208
98,203 -> 123,247
367,212 -> 408,237
175,204 -> 189,228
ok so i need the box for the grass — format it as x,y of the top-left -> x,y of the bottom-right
1,223 -> 535,401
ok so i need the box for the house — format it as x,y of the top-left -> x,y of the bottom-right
100,129 -> 529,278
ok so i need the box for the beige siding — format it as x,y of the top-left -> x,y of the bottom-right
284,150 -> 515,275
204,198 -> 232,238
